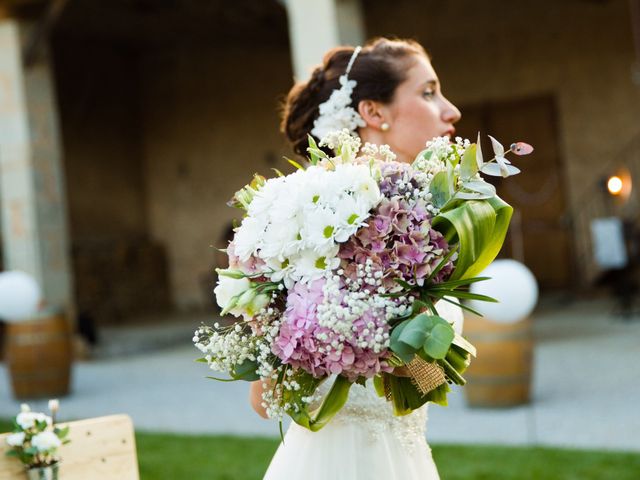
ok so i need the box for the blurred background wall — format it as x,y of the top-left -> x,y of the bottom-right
0,0 -> 638,332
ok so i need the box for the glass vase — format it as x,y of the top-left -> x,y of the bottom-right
26,463 -> 59,480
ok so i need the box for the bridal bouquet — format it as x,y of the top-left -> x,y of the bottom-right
194,130 -> 532,432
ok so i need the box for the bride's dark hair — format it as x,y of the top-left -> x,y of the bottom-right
281,37 -> 430,156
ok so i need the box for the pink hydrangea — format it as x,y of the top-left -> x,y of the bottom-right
272,279 -> 393,381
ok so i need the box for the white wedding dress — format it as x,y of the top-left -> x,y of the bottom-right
263,301 -> 463,480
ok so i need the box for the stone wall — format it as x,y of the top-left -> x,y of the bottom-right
139,46 -> 293,309
366,0 -> 640,222
53,41 -> 171,323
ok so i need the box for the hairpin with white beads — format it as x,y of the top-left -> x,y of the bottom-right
311,46 -> 366,142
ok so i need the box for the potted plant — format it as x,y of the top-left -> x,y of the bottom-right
4,400 -> 70,479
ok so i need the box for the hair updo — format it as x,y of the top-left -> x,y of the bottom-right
281,37 -> 430,157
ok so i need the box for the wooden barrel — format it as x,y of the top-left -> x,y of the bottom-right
463,313 -> 533,407
5,313 -> 72,399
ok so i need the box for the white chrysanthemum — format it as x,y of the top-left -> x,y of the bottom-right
258,221 -> 302,261
334,194 -> 371,241
233,215 -> 268,261
337,163 -> 382,205
247,176 -> 287,217
295,167 -> 338,207
31,431 -> 61,453
264,255 -> 296,283
6,432 -> 25,447
301,206 -> 340,253
291,247 -> 340,282
214,276 -> 251,317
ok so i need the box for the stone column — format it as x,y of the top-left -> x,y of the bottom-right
284,0 -> 366,80
0,19 -> 73,317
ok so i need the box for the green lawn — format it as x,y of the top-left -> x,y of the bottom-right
2,420 -> 639,479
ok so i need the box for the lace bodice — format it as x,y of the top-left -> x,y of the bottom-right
317,377 -> 428,452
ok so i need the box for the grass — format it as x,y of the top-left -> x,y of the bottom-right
2,420 -> 639,479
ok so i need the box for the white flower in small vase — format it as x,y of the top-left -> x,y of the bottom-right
31,431 -> 62,453
6,432 -> 25,447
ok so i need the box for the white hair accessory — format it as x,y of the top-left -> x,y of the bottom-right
310,46 -> 366,141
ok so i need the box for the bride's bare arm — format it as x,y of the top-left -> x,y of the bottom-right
250,380 -> 269,418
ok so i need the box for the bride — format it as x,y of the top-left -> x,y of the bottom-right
252,37 -> 463,480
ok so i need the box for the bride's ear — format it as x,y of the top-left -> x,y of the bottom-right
357,99 -> 387,130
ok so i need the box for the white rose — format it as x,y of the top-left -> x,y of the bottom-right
214,276 -> 250,317
6,432 -> 25,447
31,431 -> 61,453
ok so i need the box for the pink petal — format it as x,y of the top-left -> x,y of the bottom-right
510,142 -> 534,155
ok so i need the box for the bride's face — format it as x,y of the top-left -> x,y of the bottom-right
382,55 -> 461,163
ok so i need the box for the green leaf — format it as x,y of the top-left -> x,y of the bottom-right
306,135 -> 330,166
230,358 -> 260,382
429,170 -> 452,209
434,290 -> 497,302
285,157 -> 305,171
455,191 -> 489,201
433,196 -> 513,281
289,375 -> 352,432
425,247 -> 458,283
429,276 -> 490,289
373,375 -> 385,397
206,376 -> 241,382
389,319 -> 416,363
422,320 -> 455,360
463,180 -> 496,197
460,144 -> 478,180
393,278 -> 413,290
397,314 -> 432,349
384,373 -> 437,415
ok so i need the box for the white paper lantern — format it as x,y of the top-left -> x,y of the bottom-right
0,271 -> 42,323
468,259 -> 538,324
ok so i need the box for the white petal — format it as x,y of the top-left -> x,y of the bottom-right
488,135 -> 505,157
476,132 -> 484,167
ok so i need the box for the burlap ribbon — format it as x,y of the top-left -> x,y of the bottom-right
406,356 -> 447,394
384,357 -> 447,399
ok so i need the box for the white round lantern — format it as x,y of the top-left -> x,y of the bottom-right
468,259 -> 538,324
0,271 -> 42,323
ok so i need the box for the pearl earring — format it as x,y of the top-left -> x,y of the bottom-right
381,122 -> 390,132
